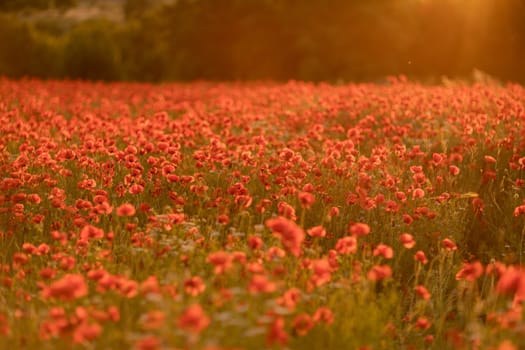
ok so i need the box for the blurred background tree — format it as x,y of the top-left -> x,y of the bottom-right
0,0 -> 76,11
0,0 -> 524,83
63,19 -> 122,80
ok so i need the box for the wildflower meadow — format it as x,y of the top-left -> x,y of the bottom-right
1,78 -> 525,349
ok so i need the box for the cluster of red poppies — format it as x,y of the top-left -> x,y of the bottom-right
1,78 -> 525,349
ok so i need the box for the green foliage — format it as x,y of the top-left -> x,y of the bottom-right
1,0 -> 525,82
63,20 -> 122,81
0,0 -> 75,11
0,15 -> 33,77
118,11 -> 171,82
124,0 -> 153,19
0,14 -> 63,78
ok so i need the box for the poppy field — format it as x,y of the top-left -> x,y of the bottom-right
2,78 -> 525,349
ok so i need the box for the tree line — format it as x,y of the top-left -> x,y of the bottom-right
1,0 -> 524,83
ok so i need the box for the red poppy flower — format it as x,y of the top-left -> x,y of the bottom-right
116,203 -> 136,217
298,191 -> 315,208
455,261 -> 483,282
41,274 -> 88,301
373,244 -> 394,259
399,233 -> 416,249
177,304 -> 210,334
313,307 -> 334,324
415,285 -> 431,300
267,317 -> 288,346
414,250 -> 429,264
441,238 -> 457,252
307,225 -> 327,238
335,236 -> 357,255
367,265 -> 392,281
184,276 -> 206,296
349,222 -> 371,236
292,313 -> 314,336
265,216 -> 305,257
